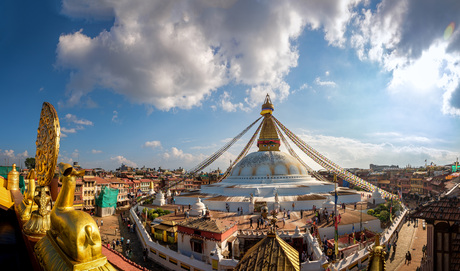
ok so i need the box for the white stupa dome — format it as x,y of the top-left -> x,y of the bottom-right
230,151 -> 308,177
189,197 -> 206,217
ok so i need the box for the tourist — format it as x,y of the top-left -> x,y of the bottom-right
282,217 -> 285,227
405,251 -> 410,264
301,251 -> 306,262
113,240 -> 116,248
292,202 -> 295,210
338,214 -> 341,223
96,219 -> 99,226
422,244 -> 426,256
301,210 -> 303,219
287,210 -> 290,219
116,239 -> 119,247
121,236 -> 124,246
249,218 -> 253,229
393,241 -> 397,253
101,219 -> 103,226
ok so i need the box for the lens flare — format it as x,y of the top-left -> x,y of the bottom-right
444,22 -> 455,40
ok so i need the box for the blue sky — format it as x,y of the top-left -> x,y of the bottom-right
1,0 -> 460,171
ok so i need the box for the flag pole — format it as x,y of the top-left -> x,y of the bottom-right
334,174 -> 338,258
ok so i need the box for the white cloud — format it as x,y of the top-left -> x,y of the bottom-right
111,110 -> 119,123
110,155 -> 137,168
294,131 -> 458,169
65,114 -> 93,126
71,149 -> 79,158
57,0 -> 362,111
350,0 -> 460,116
218,91 -> 250,112
61,0 -> 114,20
314,77 -> 337,87
143,141 -> 162,149
91,149 -> 102,154
61,127 -> 77,133
0,149 -> 30,167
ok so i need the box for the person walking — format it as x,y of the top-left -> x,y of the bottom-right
249,217 -> 253,229
101,219 -> 103,226
407,251 -> 412,264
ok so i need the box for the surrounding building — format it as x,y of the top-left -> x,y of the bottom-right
411,184 -> 460,271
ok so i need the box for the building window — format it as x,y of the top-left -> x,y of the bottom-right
191,239 -> 203,254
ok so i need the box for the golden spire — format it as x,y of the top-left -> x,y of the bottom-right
258,94 -> 280,151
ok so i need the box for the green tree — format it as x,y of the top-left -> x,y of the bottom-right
378,210 -> 390,223
367,209 -> 375,216
24,157 -> 35,170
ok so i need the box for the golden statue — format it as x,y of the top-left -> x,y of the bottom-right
16,169 -> 38,221
34,163 -> 115,270
24,102 -> 60,236
367,234 -> 386,271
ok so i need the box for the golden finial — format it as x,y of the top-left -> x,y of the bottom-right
260,94 -> 274,115
367,234 -> 386,271
258,94 -> 280,151
7,163 -> 19,191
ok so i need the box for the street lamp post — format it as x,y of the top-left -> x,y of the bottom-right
360,201 -> 362,232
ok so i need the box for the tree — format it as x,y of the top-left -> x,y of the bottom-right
24,157 -> 35,170
378,210 -> 390,223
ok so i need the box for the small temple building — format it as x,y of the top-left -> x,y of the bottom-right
177,212 -> 239,262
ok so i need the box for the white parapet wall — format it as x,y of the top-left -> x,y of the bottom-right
129,205 -> 213,271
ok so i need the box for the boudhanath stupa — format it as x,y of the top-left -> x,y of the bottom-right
175,95 -> 361,213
